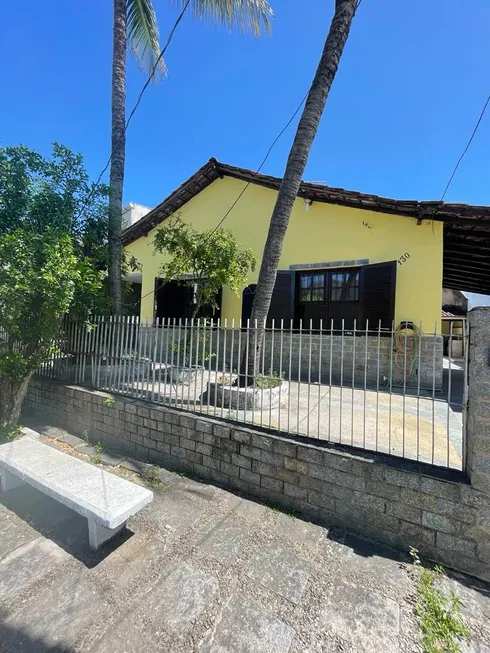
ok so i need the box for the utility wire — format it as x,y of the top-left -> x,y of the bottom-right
78,0 -> 191,217
132,89 -> 309,308
440,94 -> 490,202
208,90 -> 309,236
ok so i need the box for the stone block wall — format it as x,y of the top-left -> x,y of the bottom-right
24,374 -> 489,581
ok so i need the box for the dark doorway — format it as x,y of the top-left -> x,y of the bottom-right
154,279 -> 222,322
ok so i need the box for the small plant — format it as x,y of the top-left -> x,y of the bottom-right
104,395 -> 116,408
90,442 -> 103,465
254,371 -> 285,389
143,465 -> 166,490
81,429 -> 91,443
0,425 -> 22,444
410,549 -> 470,652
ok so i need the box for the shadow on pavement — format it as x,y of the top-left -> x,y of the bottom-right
0,484 -> 133,568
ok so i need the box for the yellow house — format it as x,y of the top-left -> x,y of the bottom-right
122,158 -> 487,333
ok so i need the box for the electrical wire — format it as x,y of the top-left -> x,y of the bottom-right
129,0 -> 364,309
132,89 -> 309,308
440,94 -> 490,201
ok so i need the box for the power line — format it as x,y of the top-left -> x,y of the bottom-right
208,90 -> 309,236
78,0 -> 191,217
440,94 -> 490,201
131,89 -> 309,308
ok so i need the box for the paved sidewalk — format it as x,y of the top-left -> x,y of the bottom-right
0,422 -> 489,652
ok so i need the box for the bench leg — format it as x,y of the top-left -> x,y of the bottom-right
88,520 -> 125,550
0,468 -> 25,492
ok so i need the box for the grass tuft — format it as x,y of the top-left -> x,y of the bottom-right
410,547 -> 470,652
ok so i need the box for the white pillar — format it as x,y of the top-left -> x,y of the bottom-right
88,519 -> 125,550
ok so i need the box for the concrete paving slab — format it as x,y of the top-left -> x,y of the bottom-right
121,458 -> 153,474
95,533 -> 157,591
200,591 -> 295,653
144,562 -> 219,636
58,432 -> 85,448
154,495 -> 202,535
321,578 -> 400,652
273,512 -> 326,548
88,613 -> 159,653
441,575 -> 490,626
100,450 -> 126,466
77,442 -> 97,456
245,541 -> 311,604
0,538 -> 68,604
2,574 -> 108,651
460,642 -> 490,653
0,515 -> 37,559
337,533 -> 409,588
195,515 -> 249,563
231,497 -> 269,521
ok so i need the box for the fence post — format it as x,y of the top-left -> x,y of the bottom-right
466,307 -> 490,491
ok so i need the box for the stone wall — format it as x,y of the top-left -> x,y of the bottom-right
139,327 -> 444,391
23,340 -> 489,580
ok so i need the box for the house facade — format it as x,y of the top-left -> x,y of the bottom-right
123,160 -> 445,333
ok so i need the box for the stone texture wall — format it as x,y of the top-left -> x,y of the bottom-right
139,327 -> 444,391
23,326 -> 489,580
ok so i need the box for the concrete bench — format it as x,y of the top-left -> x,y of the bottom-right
0,437 -> 153,549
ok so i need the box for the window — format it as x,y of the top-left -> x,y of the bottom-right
330,270 -> 360,301
297,267 -> 362,330
300,273 -> 325,302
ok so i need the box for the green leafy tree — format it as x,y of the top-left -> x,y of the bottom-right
108,0 -> 273,313
0,144 -> 108,431
153,217 -> 256,319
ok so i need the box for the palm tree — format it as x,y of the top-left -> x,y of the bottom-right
247,0 -> 359,373
108,0 -> 274,314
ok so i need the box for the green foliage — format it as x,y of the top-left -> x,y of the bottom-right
172,318 -> 216,366
254,371 -> 285,389
0,425 -> 22,444
410,549 -> 470,652
178,0 -> 273,36
90,442 -> 103,465
104,395 -> 116,408
127,0 -> 165,78
0,144 -> 109,387
142,465 -> 166,490
153,217 -> 256,318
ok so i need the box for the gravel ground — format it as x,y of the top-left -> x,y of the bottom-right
0,422 -> 488,653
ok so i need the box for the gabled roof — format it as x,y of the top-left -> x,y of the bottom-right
122,158 -> 490,295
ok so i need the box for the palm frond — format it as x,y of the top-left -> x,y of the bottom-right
127,0 -> 166,79
175,0 -> 273,36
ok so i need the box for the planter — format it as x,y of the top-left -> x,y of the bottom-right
200,382 -> 285,410
164,365 -> 202,385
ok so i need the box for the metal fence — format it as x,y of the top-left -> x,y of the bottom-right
37,316 -> 468,471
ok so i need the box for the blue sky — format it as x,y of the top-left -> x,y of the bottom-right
2,0 -> 490,213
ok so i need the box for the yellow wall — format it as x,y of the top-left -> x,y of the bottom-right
125,177 -> 443,331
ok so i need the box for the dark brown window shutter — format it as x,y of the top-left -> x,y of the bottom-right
360,261 -> 397,330
266,271 -> 295,327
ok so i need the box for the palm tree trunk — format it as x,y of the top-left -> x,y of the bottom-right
108,0 -> 127,314
247,0 -> 359,375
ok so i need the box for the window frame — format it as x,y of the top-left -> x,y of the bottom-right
295,267 -> 362,329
